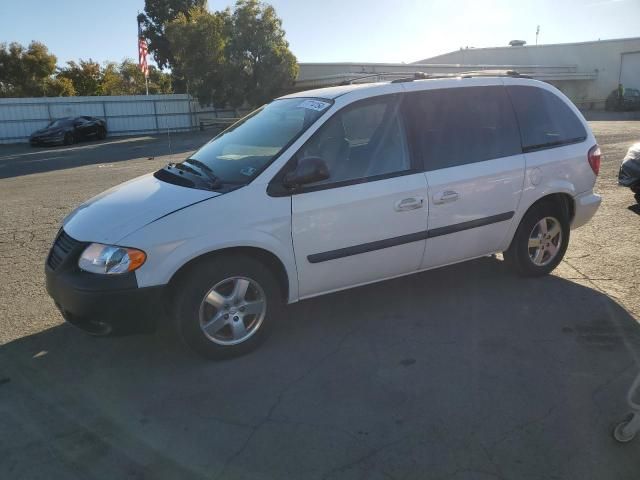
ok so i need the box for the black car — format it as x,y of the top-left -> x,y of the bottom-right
605,88 -> 640,111
29,116 -> 107,146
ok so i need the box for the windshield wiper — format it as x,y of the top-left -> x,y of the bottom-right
184,158 -> 220,183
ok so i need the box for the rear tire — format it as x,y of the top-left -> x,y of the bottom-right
97,127 -> 107,140
174,255 -> 283,359
63,132 -> 74,146
634,193 -> 640,205
504,200 -> 570,277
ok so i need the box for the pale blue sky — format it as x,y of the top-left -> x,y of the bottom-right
1,0 -> 638,67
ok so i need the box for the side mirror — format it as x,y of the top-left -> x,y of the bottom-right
283,157 -> 330,189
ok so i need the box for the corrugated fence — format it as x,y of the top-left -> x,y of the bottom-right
0,94 -> 244,144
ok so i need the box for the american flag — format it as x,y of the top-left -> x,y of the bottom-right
138,38 -> 149,78
137,20 -> 149,78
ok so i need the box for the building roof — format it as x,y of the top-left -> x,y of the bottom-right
415,36 -> 640,64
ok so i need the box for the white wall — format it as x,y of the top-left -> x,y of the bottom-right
418,37 -> 640,109
0,94 -> 243,144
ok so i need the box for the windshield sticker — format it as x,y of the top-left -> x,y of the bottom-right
240,166 -> 257,177
298,99 -> 331,112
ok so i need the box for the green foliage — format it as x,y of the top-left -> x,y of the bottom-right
140,0 -> 208,69
0,41 -> 173,98
166,6 -> 228,105
0,41 -> 58,97
44,77 -> 76,97
165,0 -> 298,107
57,59 -> 102,96
100,60 -> 173,96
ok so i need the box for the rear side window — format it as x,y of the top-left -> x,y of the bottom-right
506,86 -> 587,152
406,86 -> 522,171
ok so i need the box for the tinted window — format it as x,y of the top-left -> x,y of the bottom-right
507,85 -> 586,152
296,95 -> 411,186
406,86 -> 521,171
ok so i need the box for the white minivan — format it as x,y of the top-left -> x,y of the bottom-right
46,73 -> 602,358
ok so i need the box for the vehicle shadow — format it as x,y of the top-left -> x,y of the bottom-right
1,257 -> 639,480
628,203 -> 640,216
0,129 -> 220,179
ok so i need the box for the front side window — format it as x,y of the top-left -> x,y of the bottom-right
295,95 -> 411,186
160,97 -> 331,189
506,85 -> 587,152
405,86 -> 522,171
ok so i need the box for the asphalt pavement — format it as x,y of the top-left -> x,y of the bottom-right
1,123 -> 639,479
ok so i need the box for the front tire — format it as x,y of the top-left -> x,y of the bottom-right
97,127 -> 107,140
174,255 -> 283,359
63,132 -> 74,146
504,200 -> 570,277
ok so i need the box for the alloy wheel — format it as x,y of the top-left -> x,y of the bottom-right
198,276 -> 267,346
528,216 -> 562,267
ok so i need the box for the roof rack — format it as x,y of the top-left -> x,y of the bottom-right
458,69 -> 532,79
338,72 -> 424,85
335,69 -> 532,87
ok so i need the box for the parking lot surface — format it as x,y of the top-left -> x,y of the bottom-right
1,123 -> 640,479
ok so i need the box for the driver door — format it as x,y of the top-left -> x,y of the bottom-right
289,94 -> 429,299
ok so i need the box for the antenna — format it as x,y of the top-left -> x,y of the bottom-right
536,25 -> 540,45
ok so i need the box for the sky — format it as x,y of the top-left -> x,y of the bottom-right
1,0 -> 639,67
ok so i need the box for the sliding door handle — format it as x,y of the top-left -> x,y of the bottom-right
394,197 -> 424,212
433,190 -> 459,205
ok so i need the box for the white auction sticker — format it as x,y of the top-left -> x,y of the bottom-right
298,99 -> 331,112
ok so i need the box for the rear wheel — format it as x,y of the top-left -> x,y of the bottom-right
97,127 -> 107,140
634,193 -> 640,205
63,132 -> 74,146
504,201 -> 569,276
174,255 -> 283,359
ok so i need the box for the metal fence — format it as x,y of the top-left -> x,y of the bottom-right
0,94 -> 247,144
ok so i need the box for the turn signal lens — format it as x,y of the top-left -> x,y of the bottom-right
588,145 -> 601,176
79,243 -> 147,275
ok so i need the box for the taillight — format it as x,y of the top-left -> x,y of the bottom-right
588,145 -> 601,176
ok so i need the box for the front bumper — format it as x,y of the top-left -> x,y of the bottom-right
45,232 -> 165,336
30,135 -> 64,145
571,191 -> 602,230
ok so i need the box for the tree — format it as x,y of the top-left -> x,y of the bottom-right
166,7 -> 228,106
226,0 -> 298,106
44,77 -> 76,97
0,41 -> 57,97
166,1 -> 298,107
100,60 -> 173,96
139,0 -> 207,92
57,59 -> 102,96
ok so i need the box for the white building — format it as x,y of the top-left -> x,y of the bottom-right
296,36 -> 640,110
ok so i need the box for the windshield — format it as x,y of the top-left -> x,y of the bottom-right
47,119 -> 71,128
175,97 -> 332,186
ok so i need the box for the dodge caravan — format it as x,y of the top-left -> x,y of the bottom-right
45,74 -> 602,358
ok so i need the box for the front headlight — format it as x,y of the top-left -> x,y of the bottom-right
78,243 -> 146,275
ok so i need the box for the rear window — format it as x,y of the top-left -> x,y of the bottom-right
405,86 -> 522,171
506,86 -> 587,152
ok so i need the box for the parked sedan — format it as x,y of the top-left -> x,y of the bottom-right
605,88 -> 640,111
29,116 -> 107,146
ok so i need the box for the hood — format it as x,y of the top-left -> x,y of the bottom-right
32,126 -> 65,136
63,173 -> 219,245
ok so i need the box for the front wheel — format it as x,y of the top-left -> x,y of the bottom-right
97,127 -> 107,140
63,132 -> 74,146
174,255 -> 283,359
504,201 -> 570,277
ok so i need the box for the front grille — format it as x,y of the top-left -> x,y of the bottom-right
47,229 -> 82,270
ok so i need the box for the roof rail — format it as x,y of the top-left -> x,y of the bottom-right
458,69 -> 532,79
338,72 -> 427,85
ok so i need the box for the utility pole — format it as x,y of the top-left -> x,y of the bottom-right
536,25 -> 540,45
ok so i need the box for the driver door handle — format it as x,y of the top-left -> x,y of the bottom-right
394,197 -> 424,212
433,190 -> 460,205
